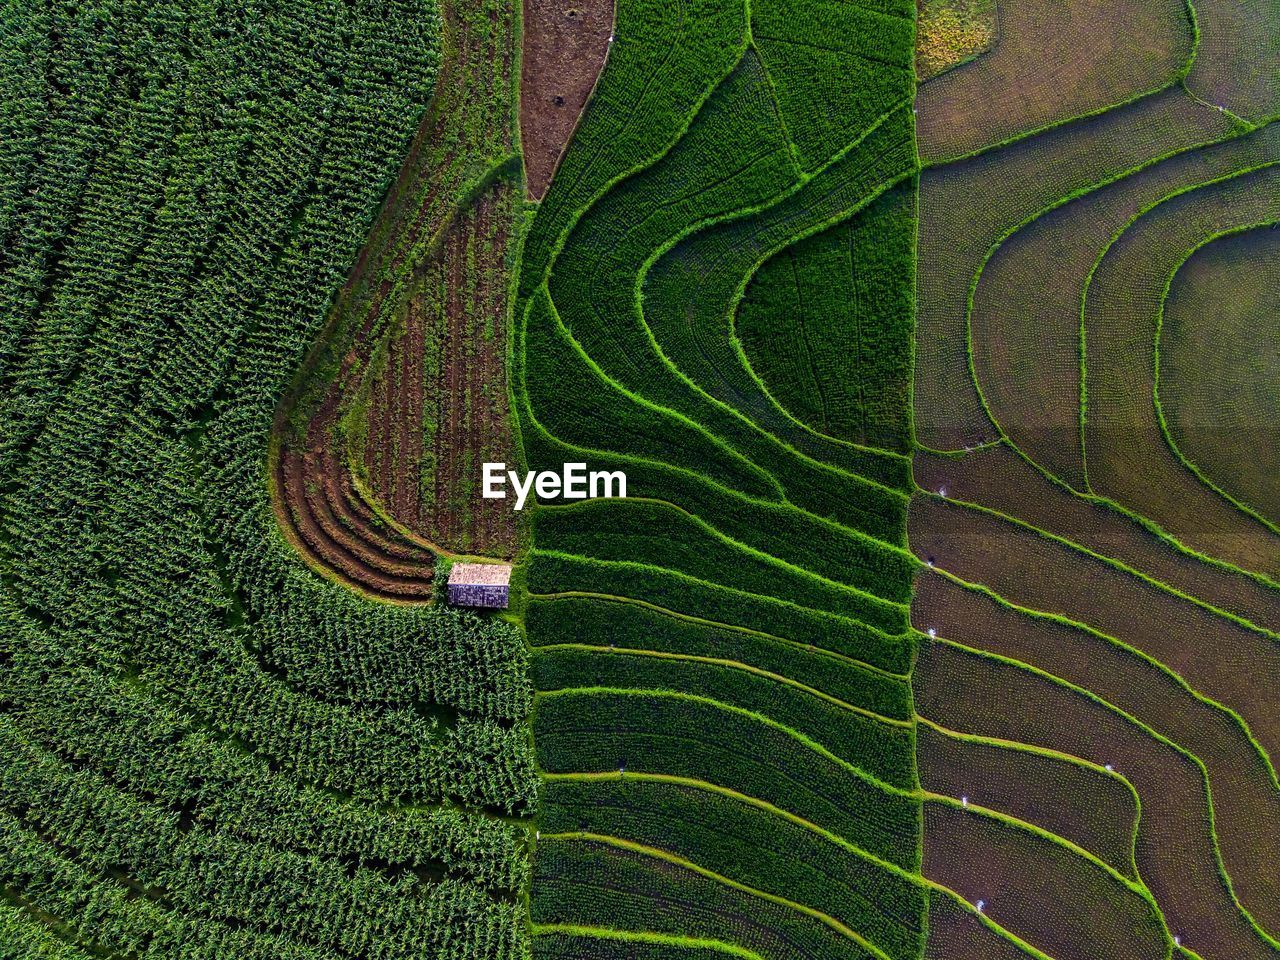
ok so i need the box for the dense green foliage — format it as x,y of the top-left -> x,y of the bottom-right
514,0 -> 926,952
526,597 -> 914,715
541,779 -> 925,950
737,183 -> 917,453
532,840 -> 882,960
0,0 -> 533,955
513,0 -> 922,952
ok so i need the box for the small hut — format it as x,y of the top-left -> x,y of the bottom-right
447,562 -> 512,609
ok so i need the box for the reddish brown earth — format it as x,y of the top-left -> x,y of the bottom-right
520,0 -> 614,200
361,182 -> 519,558
271,0 -> 519,599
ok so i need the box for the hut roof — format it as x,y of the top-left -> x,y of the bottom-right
448,563 -> 512,587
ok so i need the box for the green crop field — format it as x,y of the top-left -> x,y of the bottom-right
2,0 -> 1279,957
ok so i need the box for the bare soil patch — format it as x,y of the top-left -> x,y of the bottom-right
520,0 -> 614,200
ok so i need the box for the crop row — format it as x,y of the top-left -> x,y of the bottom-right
532,838 -> 884,960
540,776 -> 926,954
515,0 -> 927,946
532,646 -> 909,767
527,551 -> 909,664
736,182 -> 917,454
525,596 -> 913,712
534,688 -> 916,857
1157,226 -> 1280,527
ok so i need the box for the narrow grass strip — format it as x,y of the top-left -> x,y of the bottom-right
531,924 -> 768,959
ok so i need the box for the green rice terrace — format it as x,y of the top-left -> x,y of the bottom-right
0,0 -> 1278,957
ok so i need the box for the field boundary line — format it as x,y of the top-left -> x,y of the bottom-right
1152,220 -> 1280,535
526,594 -> 910,678
535,685 -> 913,784
918,0 -> 1201,168
930,566 -> 1280,792
530,924 -> 766,959
919,490 -> 1280,644
533,644 -> 907,720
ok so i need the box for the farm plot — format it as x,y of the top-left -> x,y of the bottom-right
922,893 -> 1041,960
915,640 -> 1271,959
913,1 -> 1280,954
520,0 -> 615,199
531,838 -> 885,960
917,722 -> 1139,878
915,0 -> 997,82
913,86 -> 1235,453
1158,226 -> 1280,528
922,799 -> 1168,960
1083,163 -> 1280,576
358,180 -> 520,558
272,0 -> 522,593
0,0 -> 534,955
915,569 -> 1280,935
915,0 -> 1193,162
512,0 -> 938,951
1183,0 -> 1280,123
912,445 -> 1280,632
969,122 -> 1280,488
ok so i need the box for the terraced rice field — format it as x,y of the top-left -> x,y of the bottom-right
4,0 -> 1280,955
514,0 -> 1280,954
910,0 -> 1280,954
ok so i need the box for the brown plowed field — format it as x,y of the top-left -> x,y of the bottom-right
924,893 -> 1035,960
921,800 -> 1165,960
520,0 -> 614,199
271,0 -> 521,597
910,494 -> 1280,766
916,639 -> 1273,960
915,569 -> 1280,936
918,722 -> 1138,878
913,445 -> 1280,632
361,182 -> 519,558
